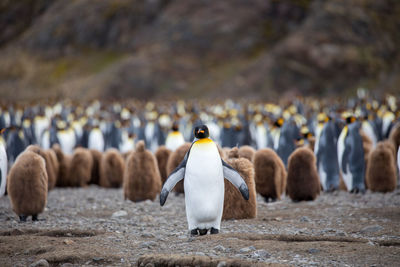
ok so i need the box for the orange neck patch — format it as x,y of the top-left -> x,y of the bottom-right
195,138 -> 213,144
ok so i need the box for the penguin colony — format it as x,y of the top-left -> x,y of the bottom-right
1,92 -> 399,226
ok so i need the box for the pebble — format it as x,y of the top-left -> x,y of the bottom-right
139,241 -> 157,249
29,259 -> 49,267
308,248 -> 320,254
111,210 -> 128,218
239,246 -> 256,253
252,250 -> 270,259
217,261 -> 227,267
214,245 -> 226,252
300,216 -> 311,222
360,225 -> 383,234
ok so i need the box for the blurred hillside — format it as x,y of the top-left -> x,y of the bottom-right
0,0 -> 399,100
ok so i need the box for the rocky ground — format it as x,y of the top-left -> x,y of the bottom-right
0,185 -> 399,266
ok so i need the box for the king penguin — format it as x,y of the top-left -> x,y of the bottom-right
160,125 -> 249,236
0,128 -> 7,196
315,119 -> 341,192
337,118 -> 365,193
165,122 -> 185,151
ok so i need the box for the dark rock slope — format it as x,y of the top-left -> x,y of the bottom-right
0,0 -> 398,100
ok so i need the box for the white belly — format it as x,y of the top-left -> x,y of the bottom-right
88,130 -> 104,152
318,161 -> 327,191
184,140 -> 224,230
0,144 -> 7,197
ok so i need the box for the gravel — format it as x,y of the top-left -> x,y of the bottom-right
0,185 -> 399,266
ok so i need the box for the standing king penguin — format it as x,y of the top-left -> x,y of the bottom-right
338,119 -> 365,193
160,125 -> 249,236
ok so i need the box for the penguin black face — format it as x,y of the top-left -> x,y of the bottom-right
194,125 -> 209,139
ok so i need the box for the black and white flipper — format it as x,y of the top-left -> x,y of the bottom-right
222,159 -> 249,200
160,151 -> 189,206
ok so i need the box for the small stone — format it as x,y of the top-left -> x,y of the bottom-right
214,245 -> 226,252
217,261 -> 227,267
252,249 -> 270,259
141,233 -> 155,238
275,217 -> 282,221
240,246 -> 255,253
195,252 -> 205,256
308,248 -> 320,254
29,259 -> 49,267
63,239 -> 74,245
139,241 -> 157,249
360,225 -> 383,234
300,216 -> 311,222
111,210 -> 128,218
60,264 -> 73,267
92,257 -> 104,262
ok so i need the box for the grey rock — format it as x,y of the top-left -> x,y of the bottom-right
29,259 -> 49,267
300,216 -> 311,222
60,264 -> 74,267
195,252 -> 205,256
217,261 -> 227,267
111,210 -> 128,218
139,241 -> 157,249
141,233 -> 155,238
214,245 -> 226,252
308,248 -> 320,254
92,257 -> 104,262
239,246 -> 256,253
252,249 -> 270,259
360,225 -> 383,234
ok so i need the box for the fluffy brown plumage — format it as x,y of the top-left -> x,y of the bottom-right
287,147 -> 320,201
123,141 -> 161,202
99,148 -> 125,188
46,149 -> 59,190
166,143 -> 191,194
69,147 -> 93,187
254,148 -> 287,202
222,148 -> 257,220
238,145 -> 256,162
155,146 -> 172,184
25,145 -> 58,190
366,141 -> 397,192
7,151 -> 48,221
52,144 -> 72,187
89,149 -> 102,185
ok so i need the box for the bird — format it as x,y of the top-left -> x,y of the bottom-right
160,125 -> 249,236
165,122 -> 185,151
338,117 -> 365,193
315,119 -> 341,192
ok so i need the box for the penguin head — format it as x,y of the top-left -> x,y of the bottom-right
194,125 -> 209,139
172,122 -> 179,132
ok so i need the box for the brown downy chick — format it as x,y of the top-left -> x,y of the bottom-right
7,151 -> 48,222
99,148 -> 125,188
222,147 -> 257,220
69,147 -> 93,187
254,148 -> 287,202
155,146 -> 172,184
123,141 -> 161,202
287,147 -> 320,202
366,141 -> 397,192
